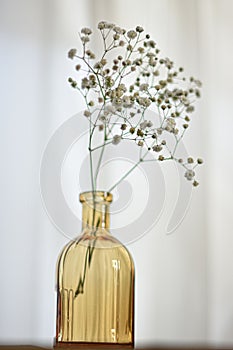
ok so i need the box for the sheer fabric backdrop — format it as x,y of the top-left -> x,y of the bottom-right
0,0 -> 233,347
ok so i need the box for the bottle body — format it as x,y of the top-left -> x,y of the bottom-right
55,192 -> 134,347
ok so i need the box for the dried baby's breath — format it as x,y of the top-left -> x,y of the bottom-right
68,21 -> 203,191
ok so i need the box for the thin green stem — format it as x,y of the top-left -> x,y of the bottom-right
89,149 -> 95,192
94,139 -> 106,184
108,159 -> 142,193
91,140 -> 112,152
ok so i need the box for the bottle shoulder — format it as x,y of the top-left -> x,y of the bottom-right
57,231 -> 134,267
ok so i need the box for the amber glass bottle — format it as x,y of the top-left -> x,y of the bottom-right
55,191 -> 134,348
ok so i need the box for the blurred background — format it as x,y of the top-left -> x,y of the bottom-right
1,0 -> 233,347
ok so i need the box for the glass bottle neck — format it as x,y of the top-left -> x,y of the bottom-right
81,202 -> 110,230
80,191 -> 112,231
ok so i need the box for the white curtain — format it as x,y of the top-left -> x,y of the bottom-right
1,0 -> 233,347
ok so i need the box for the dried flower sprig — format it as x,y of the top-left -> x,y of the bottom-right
68,21 -> 203,192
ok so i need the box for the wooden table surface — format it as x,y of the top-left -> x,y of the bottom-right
0,345 -> 232,350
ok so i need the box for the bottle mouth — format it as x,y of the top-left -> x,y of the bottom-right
79,191 -> 113,204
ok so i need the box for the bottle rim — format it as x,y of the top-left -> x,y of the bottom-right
79,191 -> 113,203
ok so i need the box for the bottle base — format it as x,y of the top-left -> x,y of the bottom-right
54,340 -> 134,349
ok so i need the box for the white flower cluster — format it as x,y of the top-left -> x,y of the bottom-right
67,21 -> 203,188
